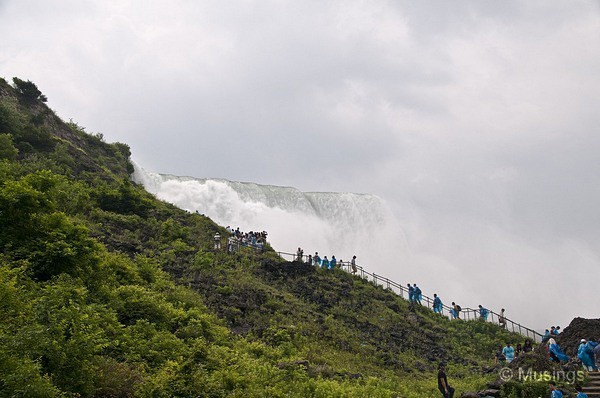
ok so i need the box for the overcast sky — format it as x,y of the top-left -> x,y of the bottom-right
1,0 -> 599,330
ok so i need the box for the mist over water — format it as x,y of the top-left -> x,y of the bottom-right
133,164 -> 409,270
132,163 -> 597,332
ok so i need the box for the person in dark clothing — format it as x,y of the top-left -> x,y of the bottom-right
437,363 -> 455,398
523,339 -> 533,353
494,345 -> 506,364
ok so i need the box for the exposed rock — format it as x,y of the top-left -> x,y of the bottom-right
557,317 -> 600,357
486,379 -> 503,389
479,388 -> 500,397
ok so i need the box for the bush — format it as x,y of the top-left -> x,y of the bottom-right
0,133 -> 18,160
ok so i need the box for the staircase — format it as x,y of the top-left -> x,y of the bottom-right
583,372 -> 600,398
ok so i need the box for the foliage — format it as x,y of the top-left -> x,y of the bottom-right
0,77 -> 527,397
0,133 -> 18,160
12,77 -> 47,102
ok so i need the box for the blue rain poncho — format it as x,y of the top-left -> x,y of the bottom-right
543,330 -> 551,341
578,342 -> 597,370
551,390 -> 563,398
502,346 -> 515,363
479,307 -> 489,321
450,308 -> 458,319
549,341 -> 569,362
329,257 -> 336,270
433,296 -> 443,313
408,286 -> 415,302
414,287 -> 422,304
321,258 -> 329,269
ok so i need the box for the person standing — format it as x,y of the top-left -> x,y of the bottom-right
498,308 -> 507,329
214,232 -> 221,250
502,342 -> 515,363
296,247 -> 303,262
594,342 -> 600,370
351,255 -> 357,274
553,326 -> 561,335
494,345 -> 506,364
329,255 -> 337,270
437,363 -> 455,398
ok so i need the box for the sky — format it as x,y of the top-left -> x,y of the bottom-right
1,0 -> 599,331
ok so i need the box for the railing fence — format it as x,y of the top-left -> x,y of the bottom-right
276,251 -> 543,343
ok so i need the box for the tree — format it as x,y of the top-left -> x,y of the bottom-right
12,77 -> 47,102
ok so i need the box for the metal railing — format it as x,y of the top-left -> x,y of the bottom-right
277,251 -> 543,343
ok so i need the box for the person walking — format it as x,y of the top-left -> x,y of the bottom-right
313,252 -> 320,267
413,284 -> 422,305
478,305 -> 489,321
433,294 -> 443,314
214,232 -> 221,250
450,302 -> 461,319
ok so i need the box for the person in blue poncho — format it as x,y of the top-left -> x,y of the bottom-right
321,256 -> 329,269
575,385 -> 588,398
548,338 -> 569,362
542,329 -> 551,343
450,302 -> 461,319
413,284 -> 422,305
549,382 -> 563,398
578,339 -> 597,371
433,294 -> 443,314
329,255 -> 336,270
502,342 -> 515,363
478,305 -> 489,321
408,283 -> 415,303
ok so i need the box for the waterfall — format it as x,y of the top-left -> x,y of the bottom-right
132,163 -> 408,266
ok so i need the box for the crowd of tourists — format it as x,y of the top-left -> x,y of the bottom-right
213,227 -> 268,252
494,339 -> 534,364
296,248 -> 359,274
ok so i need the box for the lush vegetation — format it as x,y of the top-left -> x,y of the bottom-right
0,78 -> 547,397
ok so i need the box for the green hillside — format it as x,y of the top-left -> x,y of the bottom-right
0,77 -> 530,397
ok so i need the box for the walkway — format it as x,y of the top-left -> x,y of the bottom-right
277,251 -> 543,343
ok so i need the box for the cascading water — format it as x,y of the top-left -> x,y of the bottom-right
133,163 -> 408,268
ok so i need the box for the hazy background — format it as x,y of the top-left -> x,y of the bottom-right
1,0 -> 599,330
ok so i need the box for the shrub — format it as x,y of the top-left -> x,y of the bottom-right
0,133 -> 18,160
